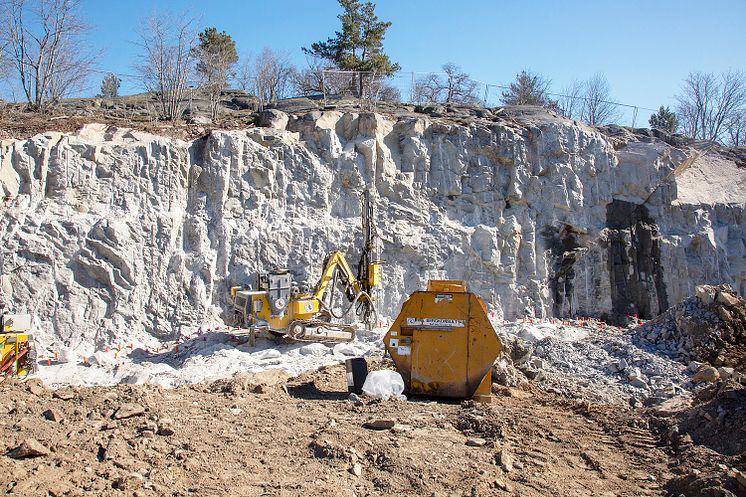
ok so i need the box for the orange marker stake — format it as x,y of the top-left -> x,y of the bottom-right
175,344 -> 180,353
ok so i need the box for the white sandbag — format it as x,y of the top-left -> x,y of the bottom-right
361,370 -> 406,401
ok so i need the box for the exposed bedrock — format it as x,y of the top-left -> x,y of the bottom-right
0,110 -> 744,349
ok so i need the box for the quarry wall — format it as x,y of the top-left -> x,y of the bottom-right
0,110 -> 743,350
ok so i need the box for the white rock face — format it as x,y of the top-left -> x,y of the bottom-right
0,113 -> 744,353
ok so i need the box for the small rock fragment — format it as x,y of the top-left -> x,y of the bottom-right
493,478 -> 512,491
466,438 -> 487,447
157,424 -> 176,437
25,379 -> 46,396
113,472 -> 144,490
7,439 -> 50,459
717,367 -> 735,380
103,391 -> 119,402
688,361 -> 704,373
736,471 -> 746,488
350,463 -> 363,477
53,388 -> 76,401
157,420 -> 175,436
693,366 -> 720,384
510,339 -> 533,366
113,403 -> 146,420
696,285 -> 715,305
496,448 -> 514,472
716,291 -> 739,307
363,419 -> 396,430
42,409 -> 61,422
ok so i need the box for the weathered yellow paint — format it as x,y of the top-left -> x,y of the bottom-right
384,280 -> 502,402
368,263 -> 381,288
426,280 -> 467,292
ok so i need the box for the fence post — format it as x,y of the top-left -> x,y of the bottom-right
632,106 -> 638,127
484,84 -> 490,107
322,71 -> 327,108
409,72 -> 415,104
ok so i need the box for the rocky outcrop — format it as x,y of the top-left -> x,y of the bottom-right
0,111 -> 744,353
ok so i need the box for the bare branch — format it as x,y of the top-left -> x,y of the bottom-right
580,73 -> 620,125
135,12 -> 198,121
0,0 -> 93,111
413,63 -> 480,105
675,71 -> 746,143
239,47 -> 293,111
290,55 -> 332,96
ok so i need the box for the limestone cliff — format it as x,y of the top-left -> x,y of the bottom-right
0,109 -> 744,352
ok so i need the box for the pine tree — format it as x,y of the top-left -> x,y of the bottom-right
501,70 -> 551,106
649,106 -> 679,134
193,28 -> 238,119
304,0 -> 399,96
99,73 -> 121,99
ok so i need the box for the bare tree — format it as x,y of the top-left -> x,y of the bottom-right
726,111 -> 745,147
242,47 -> 293,110
0,0 -> 93,111
412,73 -> 442,104
441,63 -> 480,104
413,63 -> 480,105
580,73 -> 620,125
675,70 -> 746,143
136,13 -> 197,121
558,79 -> 584,120
369,77 -> 400,103
290,55 -> 331,96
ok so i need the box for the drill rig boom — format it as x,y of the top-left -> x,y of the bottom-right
231,191 -> 382,344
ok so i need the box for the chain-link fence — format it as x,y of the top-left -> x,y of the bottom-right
85,66 -> 656,129
320,70 -> 656,128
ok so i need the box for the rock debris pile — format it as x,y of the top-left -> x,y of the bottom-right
492,320 -> 693,404
491,292 -> 746,407
633,285 -> 746,369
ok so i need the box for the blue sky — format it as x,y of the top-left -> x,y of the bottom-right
50,0 -> 746,111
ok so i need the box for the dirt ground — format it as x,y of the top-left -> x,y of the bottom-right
5,359 -> 740,497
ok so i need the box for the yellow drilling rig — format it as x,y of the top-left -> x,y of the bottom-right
231,191 -> 382,344
0,270 -> 35,378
